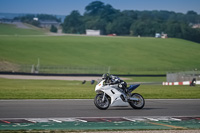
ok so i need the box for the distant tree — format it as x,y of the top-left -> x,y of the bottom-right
107,16 -> 132,35
186,10 -> 199,23
130,20 -> 162,36
15,14 -> 61,27
83,1 -> 120,34
61,1 -> 200,43
50,25 -> 58,33
187,11 -> 198,15
15,14 -> 41,27
63,10 -> 85,34
37,14 -> 61,22
85,1 -> 105,16
31,20 -> 40,27
99,4 -> 120,22
121,10 -> 138,20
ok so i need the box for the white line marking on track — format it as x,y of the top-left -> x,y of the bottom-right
123,117 -> 136,122
49,119 -> 62,123
26,119 -> 36,123
171,118 -> 182,121
75,119 -> 87,122
145,117 -> 159,121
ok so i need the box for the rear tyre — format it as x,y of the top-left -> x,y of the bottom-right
129,93 -> 145,109
94,94 -> 110,110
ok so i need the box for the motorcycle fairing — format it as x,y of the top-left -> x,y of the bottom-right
127,84 -> 140,93
101,86 -> 129,106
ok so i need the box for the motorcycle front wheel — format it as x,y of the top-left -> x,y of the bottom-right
94,94 -> 110,110
129,93 -> 145,109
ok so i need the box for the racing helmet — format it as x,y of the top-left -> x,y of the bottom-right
102,73 -> 110,79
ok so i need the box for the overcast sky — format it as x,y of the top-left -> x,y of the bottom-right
0,0 -> 200,15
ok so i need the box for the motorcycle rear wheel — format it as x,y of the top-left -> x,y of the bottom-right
94,94 -> 110,110
129,93 -> 145,109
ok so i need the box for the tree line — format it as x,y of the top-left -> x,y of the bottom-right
14,14 -> 61,27
62,1 -> 200,43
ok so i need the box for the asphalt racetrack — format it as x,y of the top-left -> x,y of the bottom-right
0,99 -> 200,118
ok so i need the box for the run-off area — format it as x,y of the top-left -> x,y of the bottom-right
0,117 -> 200,130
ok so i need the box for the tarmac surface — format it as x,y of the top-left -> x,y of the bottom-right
0,99 -> 199,118
0,74 -> 131,81
0,74 -> 102,81
0,99 -> 200,131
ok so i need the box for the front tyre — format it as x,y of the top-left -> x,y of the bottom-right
129,93 -> 145,109
94,94 -> 110,110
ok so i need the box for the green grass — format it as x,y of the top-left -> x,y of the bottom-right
0,78 -> 199,99
0,24 -> 199,100
0,23 -> 45,35
135,85 -> 200,99
126,76 -> 166,82
0,78 -> 95,99
0,34 -> 200,74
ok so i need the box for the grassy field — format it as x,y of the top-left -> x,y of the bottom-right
1,24 -> 199,100
0,32 -> 200,74
0,78 -> 199,99
0,23 -> 45,35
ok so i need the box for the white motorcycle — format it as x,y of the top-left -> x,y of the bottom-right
94,77 -> 145,110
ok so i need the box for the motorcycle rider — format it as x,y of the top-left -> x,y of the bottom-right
94,73 -> 145,109
102,73 -> 128,93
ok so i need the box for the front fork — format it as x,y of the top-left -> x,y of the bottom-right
102,92 -> 106,102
